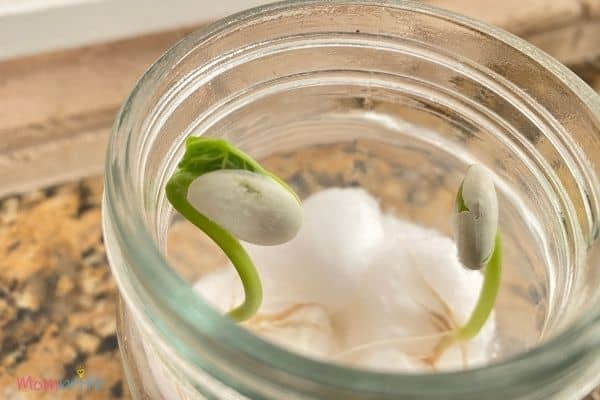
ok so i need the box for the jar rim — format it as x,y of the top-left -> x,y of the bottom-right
104,0 -> 600,397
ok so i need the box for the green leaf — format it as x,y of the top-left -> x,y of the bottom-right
176,136 -> 298,202
177,136 -> 266,177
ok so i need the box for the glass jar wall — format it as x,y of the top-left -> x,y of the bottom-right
102,1 -> 600,399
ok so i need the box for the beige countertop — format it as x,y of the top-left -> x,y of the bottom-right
0,177 -> 128,399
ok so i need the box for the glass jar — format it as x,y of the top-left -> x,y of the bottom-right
102,1 -> 600,399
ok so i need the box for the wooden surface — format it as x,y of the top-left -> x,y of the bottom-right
0,27 -> 196,196
432,0 -> 600,64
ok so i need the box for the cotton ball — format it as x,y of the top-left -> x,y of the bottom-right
299,188 -> 383,270
240,242 -> 308,306
378,219 -> 486,328
435,344 -> 466,370
193,268 -> 243,313
340,235 -> 441,350
435,313 -> 496,370
246,302 -> 338,360
193,189 -> 497,372
396,225 -> 496,370
339,216 -> 495,370
246,188 -> 384,312
193,267 -> 289,313
381,214 -> 435,241
409,234 -> 485,326
194,269 -> 339,360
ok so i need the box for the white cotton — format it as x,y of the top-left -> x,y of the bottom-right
380,214 -> 435,241
435,318 -> 496,370
245,302 -> 338,359
194,269 -> 338,360
191,187 -> 497,373
244,188 -> 384,312
408,233 -> 485,327
193,268 -> 243,314
340,242 -> 439,349
338,215 -> 495,371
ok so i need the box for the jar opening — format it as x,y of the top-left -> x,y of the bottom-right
104,1 -> 600,398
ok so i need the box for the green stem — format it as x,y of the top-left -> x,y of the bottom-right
455,232 -> 502,341
166,171 -> 262,322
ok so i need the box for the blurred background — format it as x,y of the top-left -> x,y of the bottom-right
0,1 -> 599,399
